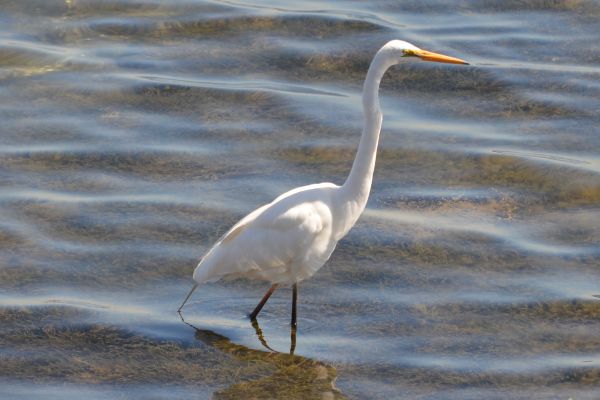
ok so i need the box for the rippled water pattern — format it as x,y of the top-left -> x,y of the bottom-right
1,1 -> 600,399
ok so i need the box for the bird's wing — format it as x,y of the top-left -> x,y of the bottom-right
194,199 -> 332,284
215,203 -> 271,246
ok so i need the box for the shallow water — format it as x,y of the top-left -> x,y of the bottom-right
1,0 -> 600,399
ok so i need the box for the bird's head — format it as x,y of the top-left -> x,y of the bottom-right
382,40 -> 469,65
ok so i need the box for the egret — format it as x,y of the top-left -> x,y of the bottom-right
178,40 -> 468,326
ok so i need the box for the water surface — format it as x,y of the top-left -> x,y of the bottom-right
1,0 -> 600,399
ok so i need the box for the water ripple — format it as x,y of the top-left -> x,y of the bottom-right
365,208 -> 599,256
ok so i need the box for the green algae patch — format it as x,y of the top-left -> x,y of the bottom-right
194,327 -> 347,400
0,306 -> 243,385
0,306 -> 347,398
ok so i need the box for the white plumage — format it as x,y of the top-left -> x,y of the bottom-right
178,40 -> 468,325
193,183 -> 340,285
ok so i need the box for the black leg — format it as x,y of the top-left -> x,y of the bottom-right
290,325 -> 297,355
178,283 -> 198,312
249,283 -> 278,320
291,283 -> 298,327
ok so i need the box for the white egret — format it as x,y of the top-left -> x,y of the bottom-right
178,40 -> 468,326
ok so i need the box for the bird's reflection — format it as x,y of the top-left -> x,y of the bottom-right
250,319 -> 297,355
179,312 -> 346,399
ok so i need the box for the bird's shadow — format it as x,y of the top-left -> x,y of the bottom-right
178,312 -> 346,399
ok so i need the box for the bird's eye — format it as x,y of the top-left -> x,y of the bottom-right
402,49 -> 416,57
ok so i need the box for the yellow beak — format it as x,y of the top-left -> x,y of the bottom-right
410,49 -> 469,65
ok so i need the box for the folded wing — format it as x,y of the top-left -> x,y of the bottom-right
193,197 -> 334,285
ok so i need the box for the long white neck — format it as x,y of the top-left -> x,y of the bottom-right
335,46 -> 398,236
